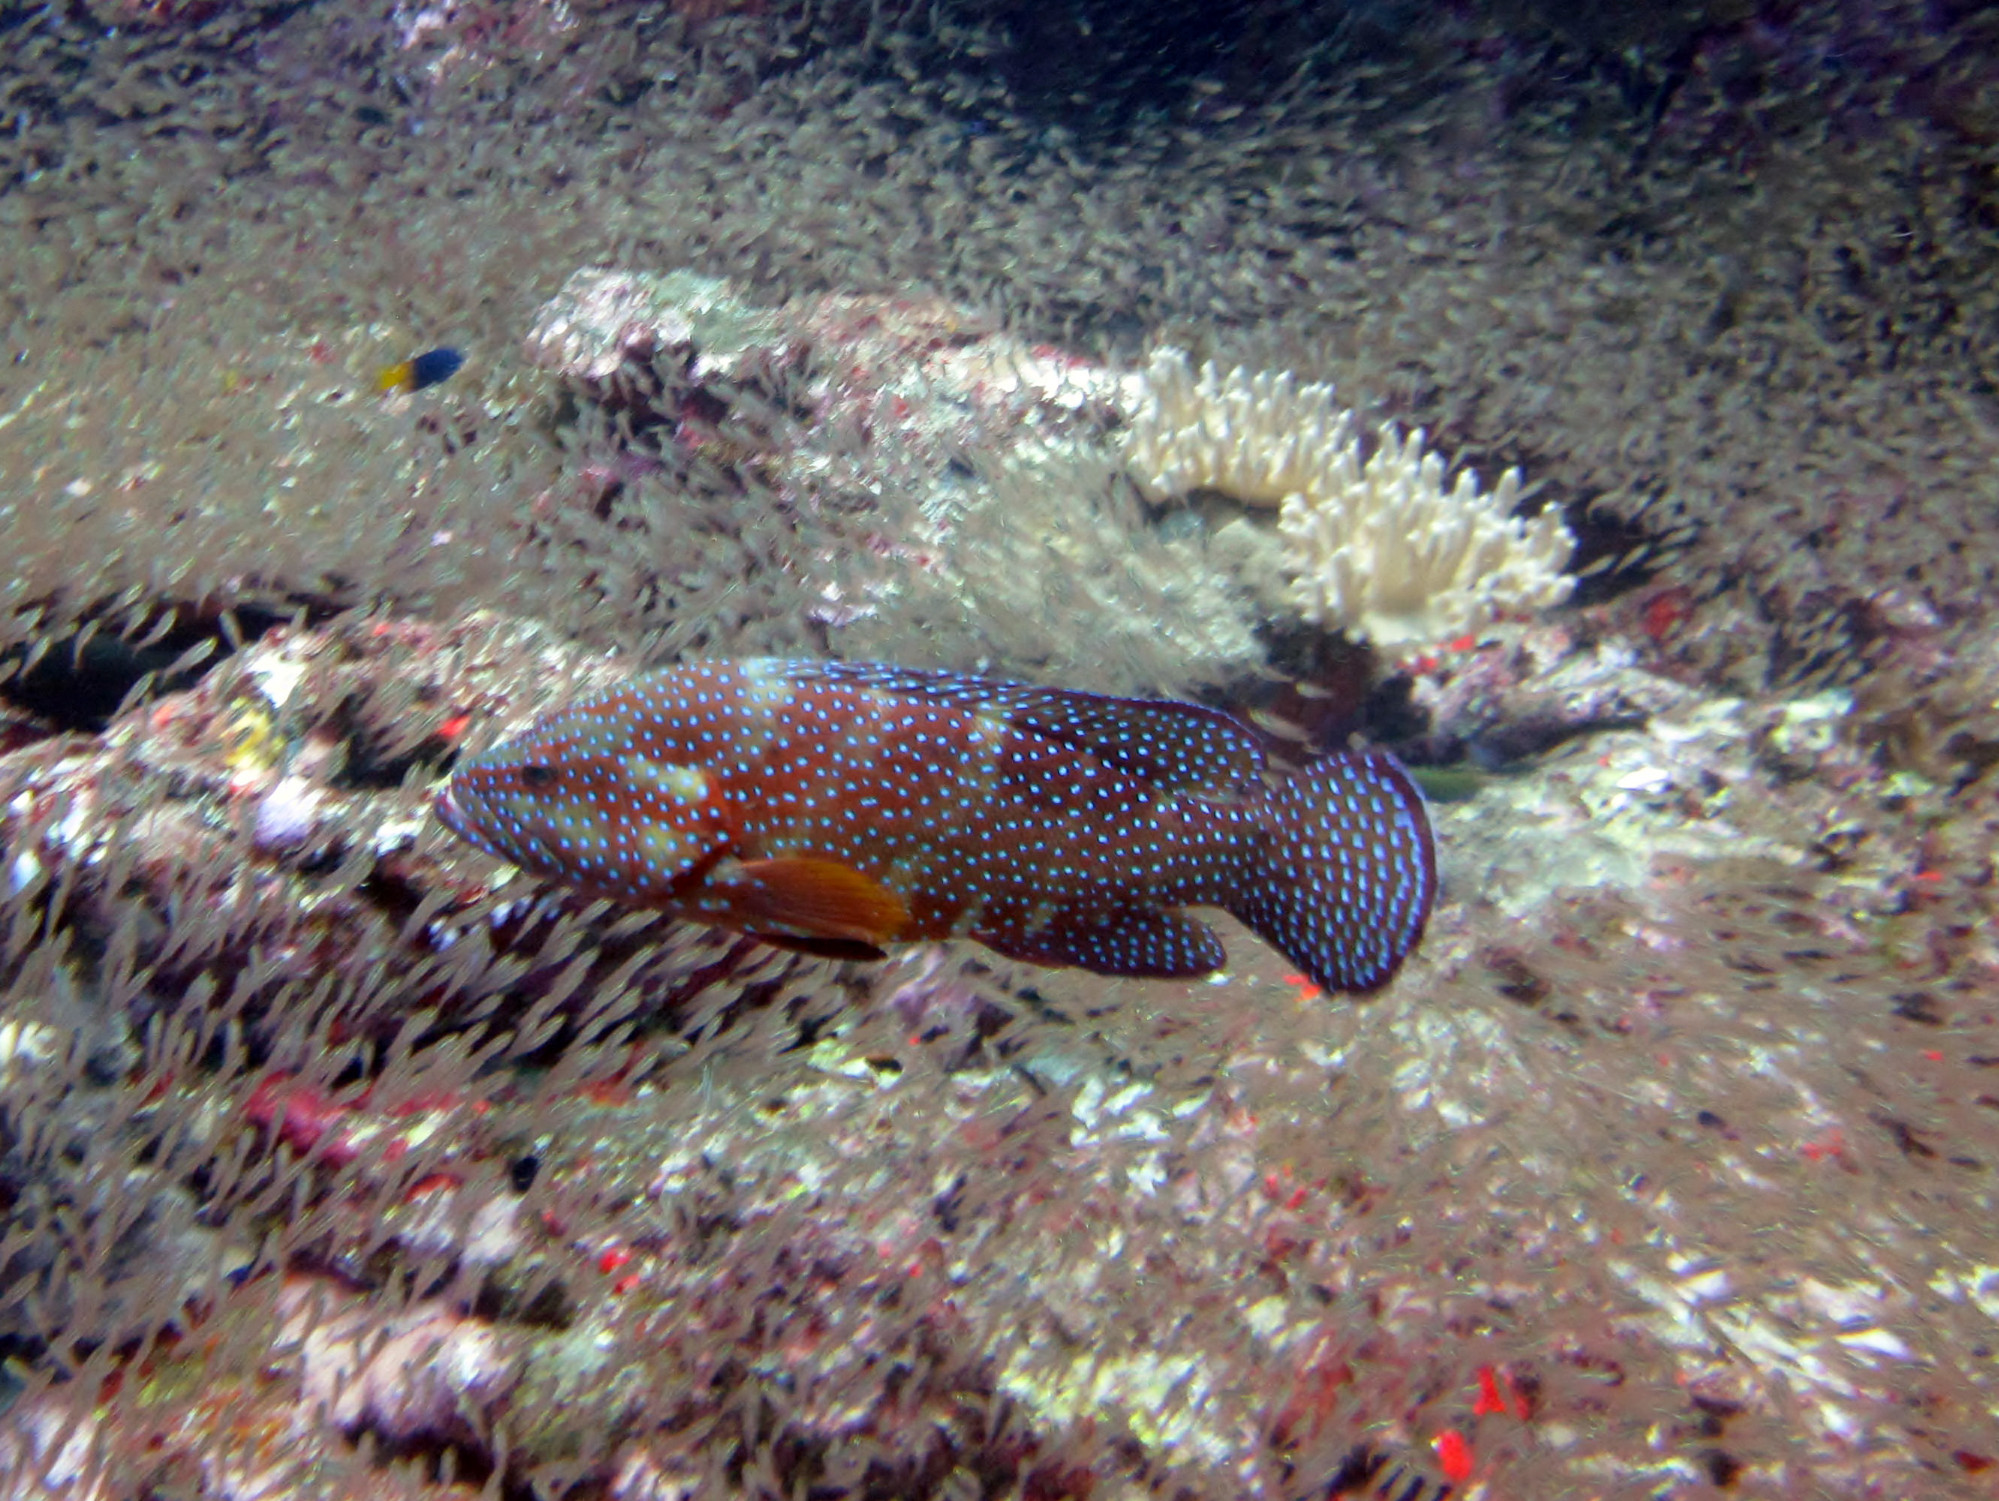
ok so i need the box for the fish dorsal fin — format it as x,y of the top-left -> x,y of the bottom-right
716,856 -> 911,946
790,660 -> 1267,796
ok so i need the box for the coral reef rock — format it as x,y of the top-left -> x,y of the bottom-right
526,270 -> 1268,695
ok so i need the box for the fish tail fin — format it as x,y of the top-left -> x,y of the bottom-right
1231,749 -> 1436,995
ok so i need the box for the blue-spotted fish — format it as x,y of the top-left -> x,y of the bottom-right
434,660 -> 1436,994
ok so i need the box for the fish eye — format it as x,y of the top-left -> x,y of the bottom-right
520,764 -> 558,790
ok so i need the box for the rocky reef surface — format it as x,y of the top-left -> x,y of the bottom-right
2,2 -> 1998,1498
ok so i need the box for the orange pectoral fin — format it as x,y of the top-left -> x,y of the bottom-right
725,857 -> 911,946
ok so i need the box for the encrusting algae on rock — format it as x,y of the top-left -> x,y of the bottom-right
437,657 -> 1437,994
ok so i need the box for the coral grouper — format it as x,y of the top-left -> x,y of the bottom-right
435,659 -> 1436,994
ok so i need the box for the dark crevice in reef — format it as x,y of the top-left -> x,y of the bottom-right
0,600 -> 318,733
1217,625 -> 1382,756
1562,491 -> 1698,608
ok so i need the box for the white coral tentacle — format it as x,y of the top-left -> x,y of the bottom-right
1124,349 -> 1355,510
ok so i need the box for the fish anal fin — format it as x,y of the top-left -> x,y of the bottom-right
721,857 -> 911,946
983,906 -> 1226,980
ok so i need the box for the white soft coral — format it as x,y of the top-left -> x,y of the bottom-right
1125,349 -> 1575,648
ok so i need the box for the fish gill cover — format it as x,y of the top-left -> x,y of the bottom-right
0,2 -> 1998,1499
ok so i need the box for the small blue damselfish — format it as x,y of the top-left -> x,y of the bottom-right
435,659 -> 1437,994
377,346 -> 464,394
